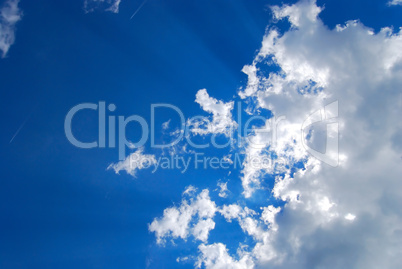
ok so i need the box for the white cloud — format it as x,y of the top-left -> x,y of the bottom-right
151,0 -> 402,268
149,188 -> 217,244
344,213 -> 356,221
236,0 -> 402,268
196,243 -> 254,269
162,119 -> 171,131
107,148 -> 156,177
219,204 -> 256,223
0,0 -> 22,58
84,0 -> 121,13
193,218 -> 215,242
188,89 -> 237,136
388,0 -> 402,6
260,205 -> 281,231
183,185 -> 197,196
215,204 -> 280,267
217,181 -> 228,198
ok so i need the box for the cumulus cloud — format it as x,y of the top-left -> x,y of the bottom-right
188,89 -> 237,136
0,0 -> 22,58
196,243 -> 254,269
107,147 -> 156,177
149,188 -> 217,244
150,0 -> 402,268
196,204 -> 281,268
237,0 -> 402,267
84,0 -> 121,13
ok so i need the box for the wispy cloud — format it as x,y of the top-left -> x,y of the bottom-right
217,181 -> 228,198
107,148 -> 156,177
84,0 -> 122,13
161,119 -> 171,131
0,0 -> 22,58
388,0 -> 402,6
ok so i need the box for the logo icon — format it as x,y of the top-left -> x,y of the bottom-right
301,101 -> 339,167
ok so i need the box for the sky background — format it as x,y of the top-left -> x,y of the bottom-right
0,0 -> 401,268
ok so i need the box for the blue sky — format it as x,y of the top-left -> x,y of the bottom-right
1,0 -> 402,268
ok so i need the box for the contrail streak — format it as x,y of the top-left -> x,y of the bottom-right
9,103 -> 38,144
130,0 -> 149,20
9,115 -> 30,144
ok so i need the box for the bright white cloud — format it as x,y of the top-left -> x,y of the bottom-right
0,0 -> 22,58
196,243 -> 254,269
237,0 -> 402,268
149,188 -> 217,244
212,204 -> 280,267
150,0 -> 402,268
193,218 -> 215,242
260,205 -> 281,231
344,213 -> 356,221
188,89 -> 237,136
107,148 -> 156,177
84,0 -> 121,13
